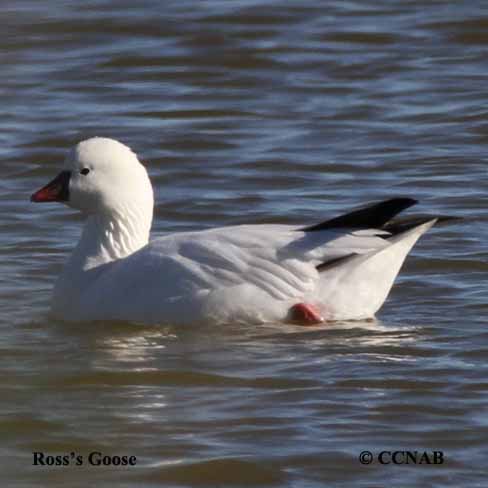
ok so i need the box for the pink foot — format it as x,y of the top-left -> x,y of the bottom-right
289,303 -> 324,326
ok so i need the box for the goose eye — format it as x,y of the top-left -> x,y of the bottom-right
80,168 -> 90,176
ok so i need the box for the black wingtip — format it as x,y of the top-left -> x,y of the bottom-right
382,214 -> 459,235
303,198 -> 419,232
389,197 -> 418,207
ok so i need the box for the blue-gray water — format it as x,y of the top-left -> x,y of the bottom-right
1,1 -> 487,486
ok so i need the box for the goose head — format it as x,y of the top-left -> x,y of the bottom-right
31,137 -> 154,218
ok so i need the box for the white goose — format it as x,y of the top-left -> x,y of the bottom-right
31,137 -> 437,326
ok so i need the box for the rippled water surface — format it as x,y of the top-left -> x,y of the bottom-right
1,1 -> 487,486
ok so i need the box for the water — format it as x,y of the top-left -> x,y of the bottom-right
1,0 -> 487,486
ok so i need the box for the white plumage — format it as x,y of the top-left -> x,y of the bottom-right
31,137 -> 436,326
